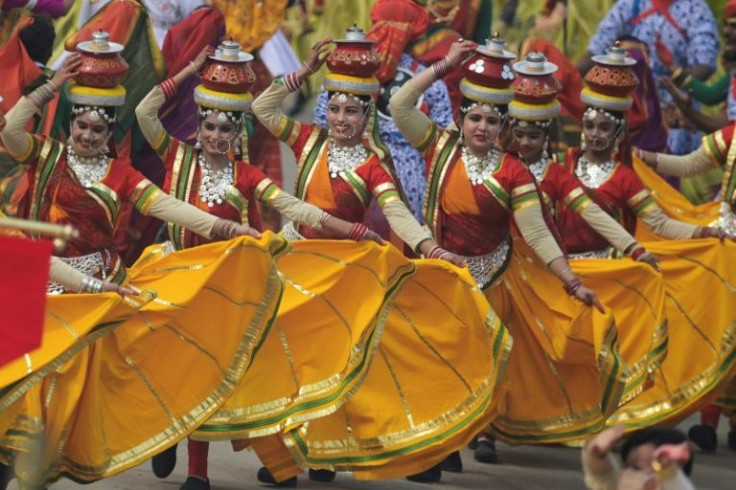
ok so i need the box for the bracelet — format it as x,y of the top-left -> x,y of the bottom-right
426,245 -> 451,260
189,61 -> 198,74
283,71 -> 303,93
630,246 -> 646,261
318,211 -> 331,229
160,78 -> 177,100
563,277 -> 583,296
431,56 -> 452,80
347,223 -> 368,241
28,83 -> 55,107
670,67 -> 686,86
45,78 -> 59,92
303,61 -> 316,74
215,220 -> 239,239
81,276 -> 104,294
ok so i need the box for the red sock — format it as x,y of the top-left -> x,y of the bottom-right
188,438 -> 210,479
700,404 -> 721,428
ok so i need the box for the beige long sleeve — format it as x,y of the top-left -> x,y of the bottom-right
134,85 -> 167,148
0,96 -> 38,159
640,207 -> 698,239
388,83 -> 435,149
514,205 -> 565,265
581,449 -> 618,490
146,192 -> 219,239
269,191 -> 325,229
580,204 -> 638,253
382,200 -> 432,252
49,257 -> 87,293
655,146 -> 715,177
251,81 -> 291,137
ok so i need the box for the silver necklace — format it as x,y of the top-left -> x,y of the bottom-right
527,156 -> 549,182
67,146 -> 109,188
461,146 -> 501,185
328,140 -> 368,178
575,154 -> 615,189
198,153 -> 233,207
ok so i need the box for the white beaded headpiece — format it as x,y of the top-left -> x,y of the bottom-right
71,105 -> 116,124
460,102 -> 503,117
584,107 -> 622,125
510,118 -> 551,128
328,91 -> 371,109
198,107 -> 243,126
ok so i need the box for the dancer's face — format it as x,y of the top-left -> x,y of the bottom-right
461,106 -> 502,155
582,112 -> 618,155
70,112 -> 111,157
511,124 -> 546,163
327,96 -> 367,145
199,112 -> 238,157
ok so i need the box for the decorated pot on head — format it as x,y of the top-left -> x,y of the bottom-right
458,35 -> 516,116
75,30 -> 129,89
508,51 -> 561,127
581,42 -> 639,117
326,25 -> 381,79
324,26 -> 381,110
200,39 -> 257,94
194,40 -> 256,131
67,31 -> 128,127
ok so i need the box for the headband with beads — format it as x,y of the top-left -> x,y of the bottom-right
583,107 -> 623,125
71,105 -> 116,124
509,118 -> 552,128
198,107 -> 243,126
460,102 -> 505,119
328,91 -> 371,109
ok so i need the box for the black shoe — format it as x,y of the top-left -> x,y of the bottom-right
688,424 -> 718,452
728,429 -> 736,451
406,464 -> 441,483
181,476 -> 210,490
468,438 -> 478,450
439,451 -> 462,473
257,467 -> 297,487
152,444 -> 178,478
308,469 -> 336,482
0,463 -> 12,490
474,440 -> 498,464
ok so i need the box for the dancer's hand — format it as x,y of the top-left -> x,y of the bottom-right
586,425 -> 625,459
189,45 -> 215,76
696,226 -> 735,242
51,53 -> 82,89
446,39 -> 478,67
440,252 -> 467,267
304,38 -> 333,74
361,229 -> 386,245
574,285 -> 605,313
633,147 -> 658,170
660,76 -> 693,112
233,224 -> 262,239
635,250 -> 660,271
102,282 -> 139,296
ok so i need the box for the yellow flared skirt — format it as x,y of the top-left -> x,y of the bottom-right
0,234 -> 287,486
608,238 -> 736,429
487,237 -> 627,443
571,258 -> 668,404
279,259 -> 511,480
192,240 -> 417,441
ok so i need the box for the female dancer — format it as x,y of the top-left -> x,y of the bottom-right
390,37 -> 628,460
0,37 -> 288,486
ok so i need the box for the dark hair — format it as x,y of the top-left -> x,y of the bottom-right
620,428 -> 693,476
71,105 -> 116,132
20,15 -> 56,65
459,97 -> 508,118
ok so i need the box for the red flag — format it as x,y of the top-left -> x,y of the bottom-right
0,235 -> 52,367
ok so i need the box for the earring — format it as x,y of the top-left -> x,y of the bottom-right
580,133 -> 586,151
458,129 -> 464,146
194,132 -> 202,150
362,128 -> 369,139
234,137 -> 241,157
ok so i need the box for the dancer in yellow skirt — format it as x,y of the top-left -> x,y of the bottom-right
390,36 -> 625,467
242,31 -> 511,485
546,44 -> 736,435
506,51 -> 667,406
0,34 -> 290,487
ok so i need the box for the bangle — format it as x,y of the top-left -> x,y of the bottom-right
81,276 -> 104,293
303,61 -> 316,74
215,220 -> 239,239
160,78 -> 177,100
283,71 -> 303,93
431,57 -> 452,80
563,277 -> 583,296
46,79 -> 59,92
318,211 -> 330,229
28,83 -> 55,107
671,67 -> 685,85
189,61 -> 198,74
347,223 -> 368,241
426,245 -> 451,260
630,246 -> 646,260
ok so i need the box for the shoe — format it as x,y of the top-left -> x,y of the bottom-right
440,451 -> 462,473
728,429 -> 736,451
308,469 -> 336,482
474,439 -> 498,464
181,476 -> 210,490
257,467 -> 297,487
688,424 -> 718,452
468,438 -> 478,450
152,444 -> 178,478
0,463 -> 12,490
406,464 -> 441,483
